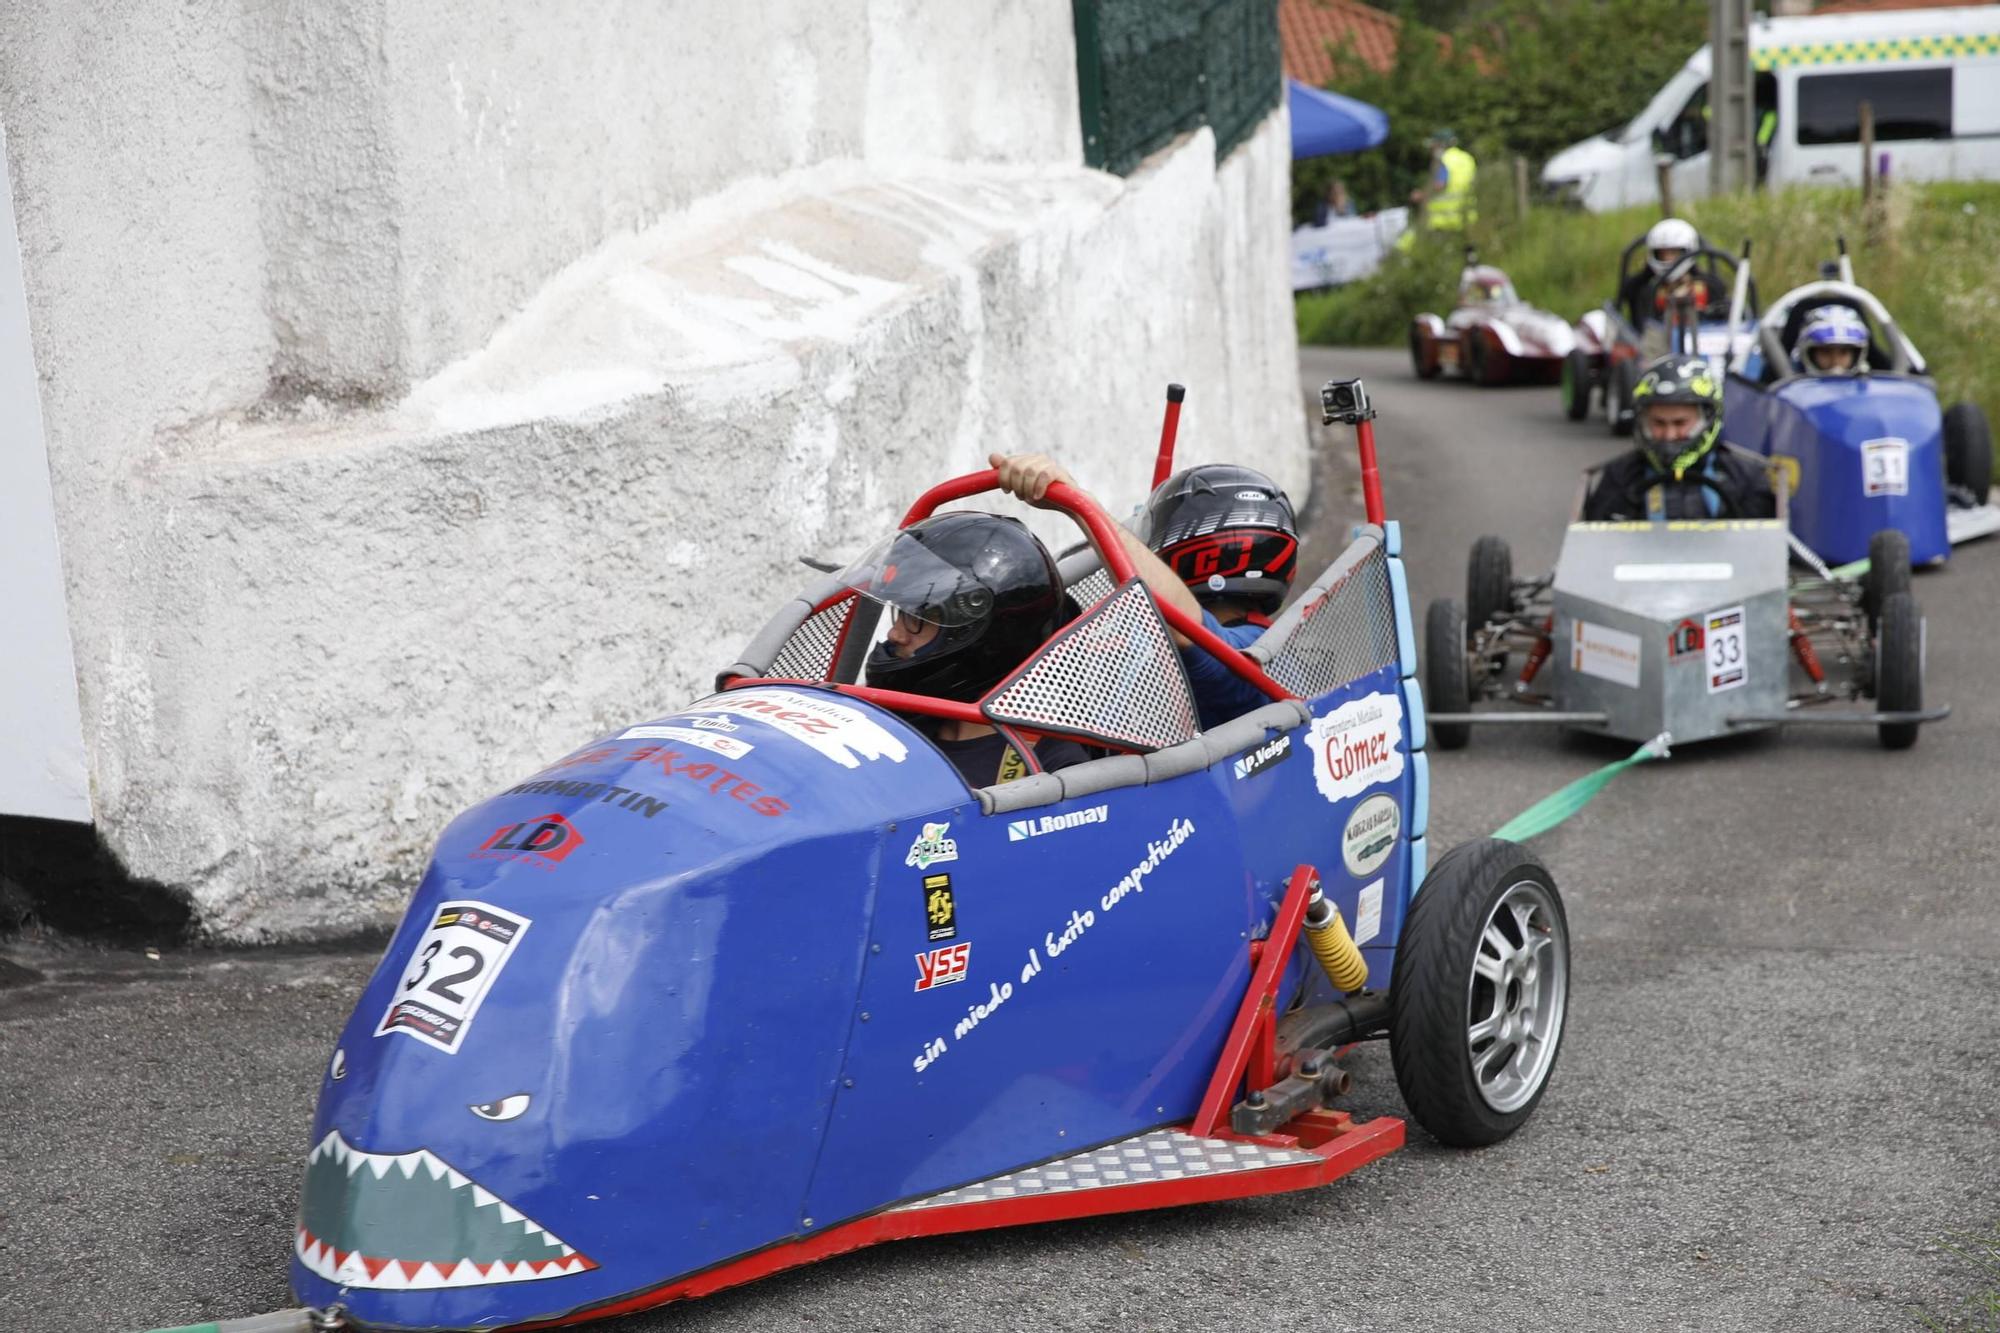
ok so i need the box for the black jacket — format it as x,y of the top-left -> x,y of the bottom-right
1618,270 -> 1725,330
1583,446 -> 1777,522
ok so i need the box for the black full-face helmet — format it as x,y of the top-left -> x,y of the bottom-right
1631,355 -> 1723,478
849,512 -> 1063,703
1139,464 -> 1299,615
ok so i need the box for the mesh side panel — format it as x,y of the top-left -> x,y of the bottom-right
1068,565 -> 1115,612
1259,546 -> 1399,699
985,580 -> 1198,752
769,598 -> 855,682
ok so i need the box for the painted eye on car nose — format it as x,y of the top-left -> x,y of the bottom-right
469,1093 -> 532,1122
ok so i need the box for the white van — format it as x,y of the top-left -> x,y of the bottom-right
1541,6 -> 2000,212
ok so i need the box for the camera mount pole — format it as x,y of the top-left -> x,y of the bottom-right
1151,382 -> 1185,491
1355,417 -> 1385,526
1320,379 -> 1385,526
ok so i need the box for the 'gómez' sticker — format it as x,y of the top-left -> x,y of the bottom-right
1309,691 -> 1405,804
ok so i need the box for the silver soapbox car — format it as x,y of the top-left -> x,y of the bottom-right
1425,457 -> 1949,750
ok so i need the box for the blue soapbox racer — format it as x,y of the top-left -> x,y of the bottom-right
1722,248 -> 1998,566
285,384 -> 1570,1331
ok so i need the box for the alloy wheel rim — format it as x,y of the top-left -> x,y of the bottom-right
1464,878 -> 1567,1113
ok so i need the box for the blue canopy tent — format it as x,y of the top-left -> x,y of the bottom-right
1288,78 -> 1388,158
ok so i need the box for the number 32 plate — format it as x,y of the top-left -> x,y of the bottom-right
376,901 -> 532,1054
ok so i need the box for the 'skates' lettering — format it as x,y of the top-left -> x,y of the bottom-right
529,742 -> 790,816
626,745 -> 790,817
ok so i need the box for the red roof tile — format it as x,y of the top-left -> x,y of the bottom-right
1280,0 -> 1402,85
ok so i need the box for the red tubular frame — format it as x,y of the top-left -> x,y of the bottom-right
514,1114 -> 1404,1328
1151,383 -> 1186,490
1355,418 -> 1387,527
1191,864 -> 1318,1137
737,470 -> 1291,712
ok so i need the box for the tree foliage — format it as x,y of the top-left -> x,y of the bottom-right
1293,0 -> 1708,222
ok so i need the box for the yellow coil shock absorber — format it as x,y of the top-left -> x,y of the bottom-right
1303,883 -> 1368,993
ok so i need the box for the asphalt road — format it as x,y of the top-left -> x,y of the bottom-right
5,342 -> 1998,1332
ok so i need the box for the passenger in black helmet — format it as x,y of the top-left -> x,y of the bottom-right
842,511 -> 1089,787
1582,355 -> 1776,522
990,452 -> 1298,730
1138,463 -> 1300,728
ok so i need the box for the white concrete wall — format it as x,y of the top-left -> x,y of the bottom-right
2,4 -> 1302,940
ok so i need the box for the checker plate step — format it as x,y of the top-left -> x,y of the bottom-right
896,1130 -> 1322,1211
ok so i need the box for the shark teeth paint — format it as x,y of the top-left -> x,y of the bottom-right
295,1131 -> 595,1290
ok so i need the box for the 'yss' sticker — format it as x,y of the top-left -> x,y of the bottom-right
376,901 -> 531,1054
914,942 -> 971,991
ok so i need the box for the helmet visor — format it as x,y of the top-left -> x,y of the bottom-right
838,529 -> 995,629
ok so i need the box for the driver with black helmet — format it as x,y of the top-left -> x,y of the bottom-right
841,510 -> 1090,787
1582,355 -> 1776,522
991,453 -> 1299,730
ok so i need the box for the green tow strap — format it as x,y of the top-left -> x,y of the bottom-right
136,1312 -> 317,1333
1492,732 -> 1672,841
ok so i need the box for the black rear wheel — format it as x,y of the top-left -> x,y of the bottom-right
1608,357 -> 1638,437
1466,535 -> 1513,632
1425,598 -> 1471,750
1560,348 -> 1592,421
1943,401 -> 1993,505
1410,325 -> 1441,380
1862,528 -> 1911,631
1390,839 -> 1569,1147
1875,591 -> 1923,750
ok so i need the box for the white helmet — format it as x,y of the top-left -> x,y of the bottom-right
1794,307 -> 1871,376
1645,218 -> 1700,275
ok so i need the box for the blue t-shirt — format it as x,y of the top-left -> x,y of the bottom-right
1180,612 -> 1268,731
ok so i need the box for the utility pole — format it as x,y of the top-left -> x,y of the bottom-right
1710,0 -> 1754,194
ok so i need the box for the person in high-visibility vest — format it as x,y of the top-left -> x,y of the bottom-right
1410,128 -> 1477,232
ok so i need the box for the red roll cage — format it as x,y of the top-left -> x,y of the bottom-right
720,384 -> 1390,752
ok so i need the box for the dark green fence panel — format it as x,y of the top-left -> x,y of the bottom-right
1074,0 -> 1280,176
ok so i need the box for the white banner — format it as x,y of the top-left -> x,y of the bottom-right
1291,208 -> 1412,291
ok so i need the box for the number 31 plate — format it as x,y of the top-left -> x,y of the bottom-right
376,901 -> 533,1054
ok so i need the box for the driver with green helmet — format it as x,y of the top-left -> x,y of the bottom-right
1582,356 -> 1777,522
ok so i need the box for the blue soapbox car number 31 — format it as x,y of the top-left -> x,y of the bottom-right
292,398 -> 1571,1331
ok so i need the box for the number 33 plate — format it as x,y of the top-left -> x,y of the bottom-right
376,901 -> 532,1054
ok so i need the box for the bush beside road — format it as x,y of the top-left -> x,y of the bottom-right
1298,182 -> 2000,476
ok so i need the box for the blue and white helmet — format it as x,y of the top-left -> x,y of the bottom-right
1795,307 -> 1870,375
